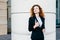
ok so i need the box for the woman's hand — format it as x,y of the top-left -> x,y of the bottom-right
33,22 -> 39,29
42,29 -> 45,33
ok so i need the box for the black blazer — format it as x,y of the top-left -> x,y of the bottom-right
28,16 -> 45,39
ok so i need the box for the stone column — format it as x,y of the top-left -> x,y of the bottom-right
11,0 -> 56,40
0,0 -> 7,35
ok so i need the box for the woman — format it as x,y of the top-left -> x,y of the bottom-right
28,4 -> 45,40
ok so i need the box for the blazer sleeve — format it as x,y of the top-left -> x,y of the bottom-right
28,17 -> 35,32
41,17 -> 45,29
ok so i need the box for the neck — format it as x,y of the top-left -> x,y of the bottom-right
35,13 -> 39,17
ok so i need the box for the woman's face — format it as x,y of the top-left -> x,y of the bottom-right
33,6 -> 40,14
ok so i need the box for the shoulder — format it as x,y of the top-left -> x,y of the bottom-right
29,16 -> 34,20
40,16 -> 45,20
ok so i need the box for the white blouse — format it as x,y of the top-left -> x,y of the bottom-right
35,16 -> 43,27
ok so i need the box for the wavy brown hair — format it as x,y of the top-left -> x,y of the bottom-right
30,4 -> 45,18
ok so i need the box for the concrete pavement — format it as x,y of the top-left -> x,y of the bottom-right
0,34 -> 11,40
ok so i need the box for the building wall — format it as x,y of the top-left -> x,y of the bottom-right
0,0 -> 7,35
11,0 -> 56,40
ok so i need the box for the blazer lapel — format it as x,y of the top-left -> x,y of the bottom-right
33,16 -> 43,23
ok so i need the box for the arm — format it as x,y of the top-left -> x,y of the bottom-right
42,17 -> 45,32
28,17 -> 35,32
42,17 -> 45,29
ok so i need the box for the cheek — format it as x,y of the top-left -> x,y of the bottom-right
37,10 -> 40,12
34,10 -> 36,12
33,10 -> 37,13
33,9 -> 35,13
33,9 -> 40,13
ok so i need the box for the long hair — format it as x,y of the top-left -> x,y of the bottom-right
30,4 -> 45,18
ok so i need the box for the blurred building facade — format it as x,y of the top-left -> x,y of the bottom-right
0,0 -> 60,35
11,0 -> 56,40
0,0 -> 7,35
0,0 -> 11,35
